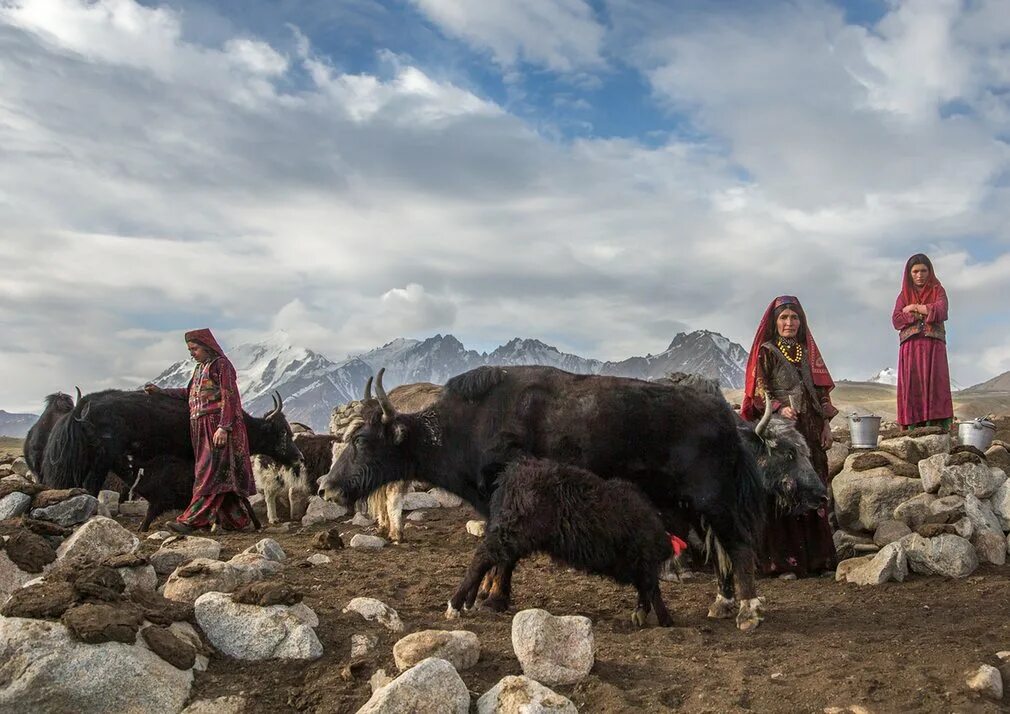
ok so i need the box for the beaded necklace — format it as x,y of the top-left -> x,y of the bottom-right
776,337 -> 803,364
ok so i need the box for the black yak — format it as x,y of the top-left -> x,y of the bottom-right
319,366 -> 775,631
24,389 -> 78,480
446,457 -> 673,627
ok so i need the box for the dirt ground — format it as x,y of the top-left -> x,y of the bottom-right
114,505 -> 1010,714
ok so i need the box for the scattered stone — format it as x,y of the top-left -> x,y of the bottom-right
0,476 -> 45,501
827,441 -> 850,478
370,669 -> 395,694
30,494 -> 99,526
357,657 -> 470,714
511,609 -> 594,686
312,527 -> 344,550
967,664 -> 1003,700
351,511 -> 375,527
873,520 -> 911,547
833,530 -> 875,561
1,579 -> 76,619
31,488 -> 88,509
150,535 -> 222,576
352,632 -> 379,660
118,500 -> 149,517
0,617 -> 194,712
954,517 -> 974,540
975,530 -> 1007,565
56,516 -> 138,563
181,696 -> 248,714
928,495 -> 966,524
350,534 -> 387,549
940,462 -> 1006,500
147,530 -> 171,541
243,537 -> 286,562
832,459 -> 923,532
0,492 -> 32,520
466,520 -> 486,538
307,553 -> 331,565
401,492 -> 442,511
97,490 -> 120,516
834,556 -> 873,582
302,496 -> 348,526
62,602 -> 143,644
845,542 -> 908,585
900,533 -> 978,578
965,494 -> 1002,536
194,591 -> 323,660
228,551 -> 284,581
918,454 -> 947,494
478,675 -> 578,714
11,457 -> 30,477
232,581 -> 303,607
406,511 -> 425,522
878,432 -> 951,464
163,558 -> 242,603
986,445 -> 1010,475
142,624 -> 197,670
117,563 -> 158,595
393,630 -> 481,672
990,479 -> 1010,531
343,597 -> 404,632
428,488 -> 463,508
5,528 -> 57,573
892,494 -> 937,530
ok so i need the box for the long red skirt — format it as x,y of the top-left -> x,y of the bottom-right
897,335 -> 953,427
176,413 -> 255,530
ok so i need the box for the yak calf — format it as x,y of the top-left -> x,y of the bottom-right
446,457 -> 673,627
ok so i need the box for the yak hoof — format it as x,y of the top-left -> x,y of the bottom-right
631,607 -> 649,628
707,594 -> 736,620
444,601 -> 461,620
736,598 -> 764,632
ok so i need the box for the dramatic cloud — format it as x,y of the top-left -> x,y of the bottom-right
1,0 -> 1008,413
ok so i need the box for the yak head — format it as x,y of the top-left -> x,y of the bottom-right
318,369 -> 418,507
740,398 -> 826,515
254,391 -> 303,467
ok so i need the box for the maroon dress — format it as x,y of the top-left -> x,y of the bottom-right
892,287 -> 953,428
163,329 -> 255,529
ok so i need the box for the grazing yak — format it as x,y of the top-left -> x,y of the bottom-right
253,431 -> 339,524
446,457 -> 674,627
319,366 -> 815,631
24,389 -> 78,480
42,389 -> 302,500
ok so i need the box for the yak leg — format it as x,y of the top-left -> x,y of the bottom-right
369,487 -> 390,538
631,582 -> 652,628
476,567 -> 498,601
650,585 -> 674,627
385,481 -> 405,543
730,544 -> 762,632
481,559 -> 516,612
242,496 -> 262,531
139,500 -> 164,533
708,564 -> 737,620
447,547 -> 496,619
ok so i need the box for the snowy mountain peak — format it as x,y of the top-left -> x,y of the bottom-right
868,367 -> 898,386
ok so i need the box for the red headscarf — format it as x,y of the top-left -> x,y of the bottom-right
899,253 -> 942,307
741,296 -> 834,420
184,328 -> 226,356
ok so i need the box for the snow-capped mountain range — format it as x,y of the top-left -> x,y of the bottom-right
151,329 -> 750,431
867,367 -> 898,386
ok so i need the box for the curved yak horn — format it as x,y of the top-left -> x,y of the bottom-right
274,390 -> 284,413
266,392 -> 279,418
363,376 -> 373,402
374,368 -> 396,423
75,386 -> 82,404
754,395 -> 773,439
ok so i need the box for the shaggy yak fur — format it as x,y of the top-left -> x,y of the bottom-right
320,365 -> 772,630
42,389 -> 301,500
24,392 -> 76,480
253,433 -> 338,523
447,457 -> 673,626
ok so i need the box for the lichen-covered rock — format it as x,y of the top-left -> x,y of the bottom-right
940,462 -> 1006,500
393,630 -> 480,672
844,542 -> 907,585
832,462 -> 923,532
56,517 -> 138,564
892,493 -> 937,528
477,675 -> 578,714
195,592 -> 322,661
873,520 -> 911,547
150,536 -> 222,576
900,533 -> 978,578
357,657 -> 470,714
878,433 -> 951,465
511,609 -> 594,686
342,597 -> 404,632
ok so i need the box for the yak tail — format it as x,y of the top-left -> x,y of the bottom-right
42,414 -> 90,490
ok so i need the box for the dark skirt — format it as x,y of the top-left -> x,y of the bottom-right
759,410 -> 837,577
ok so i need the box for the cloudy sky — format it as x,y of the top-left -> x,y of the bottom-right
2,0 -> 1009,413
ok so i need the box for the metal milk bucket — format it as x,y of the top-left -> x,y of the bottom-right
849,413 -> 882,449
957,418 -> 996,452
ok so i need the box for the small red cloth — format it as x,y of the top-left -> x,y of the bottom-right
669,534 -> 688,556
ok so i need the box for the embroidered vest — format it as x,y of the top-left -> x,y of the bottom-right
187,359 -> 224,418
899,319 -> 946,344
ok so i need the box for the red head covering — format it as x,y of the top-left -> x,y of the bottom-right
184,328 -> 225,357
900,253 -> 942,307
741,296 -> 834,419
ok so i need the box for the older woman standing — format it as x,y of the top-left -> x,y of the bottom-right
741,296 -> 838,577
145,328 -> 256,533
892,254 -> 953,430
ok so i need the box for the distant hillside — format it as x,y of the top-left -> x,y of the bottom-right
962,371 -> 1010,394
0,410 -> 37,438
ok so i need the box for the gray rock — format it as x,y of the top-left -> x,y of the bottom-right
301,496 -> 347,526
350,534 -> 387,549
150,536 -> 222,576
0,491 -> 32,520
56,516 -> 138,563
511,609 -> 594,686
954,517 -> 974,540
873,520 -> 911,547
827,441 -> 850,478
357,657 -> 470,714
928,495 -> 965,524
940,462 -> 1006,499
832,465 -> 923,532
163,558 -> 242,603
967,664 -> 1003,700
194,592 -> 323,661
118,564 -> 158,595
878,433 -> 951,464
892,493 -> 937,528
370,669 -> 395,693
974,530 -> 1007,565
845,542 -> 908,585
243,538 -> 286,562
900,533 -> 978,578
227,552 -> 284,581
11,457 -> 30,477
351,633 -> 379,660
1,550 -> 49,601
30,494 -> 99,526
393,630 -> 480,672
97,490 -> 120,517
466,520 -> 486,538
306,553 -> 331,566
834,555 -> 873,582
401,492 -> 441,511
342,597 -> 404,632
918,453 -> 947,494
350,512 -> 375,527
428,488 -> 463,509
990,478 -> 1010,531
406,511 -> 425,522
965,494 -> 1002,536
0,617 -> 194,712
181,696 -> 248,714
477,675 -> 578,714
118,500 -> 150,517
